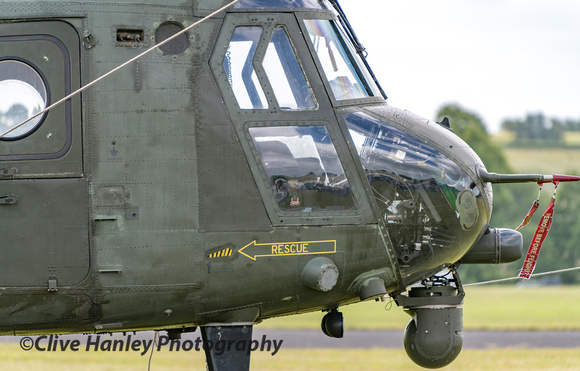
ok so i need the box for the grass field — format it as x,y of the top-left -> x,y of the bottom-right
502,148 -> 580,174
2,344 -> 579,370
491,130 -> 580,174
260,285 -> 580,331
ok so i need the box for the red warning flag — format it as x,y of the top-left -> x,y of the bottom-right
515,199 -> 540,231
519,196 -> 555,279
515,184 -> 542,231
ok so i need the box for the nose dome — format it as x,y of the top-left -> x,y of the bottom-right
343,110 -> 489,285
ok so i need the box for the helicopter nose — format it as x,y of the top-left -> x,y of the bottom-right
342,110 -> 493,285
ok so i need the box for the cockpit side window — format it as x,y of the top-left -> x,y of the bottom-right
222,25 -> 318,111
223,27 -> 268,109
304,19 -> 380,101
249,126 -> 356,212
264,27 -> 317,110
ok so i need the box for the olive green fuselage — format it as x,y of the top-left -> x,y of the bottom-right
0,0 -> 490,335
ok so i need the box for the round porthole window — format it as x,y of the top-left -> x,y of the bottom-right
0,59 -> 48,140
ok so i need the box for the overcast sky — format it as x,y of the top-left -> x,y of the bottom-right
340,0 -> 580,133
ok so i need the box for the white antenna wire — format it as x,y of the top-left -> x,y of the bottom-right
463,266 -> 580,287
0,0 -> 240,139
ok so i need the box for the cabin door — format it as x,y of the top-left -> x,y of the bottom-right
0,21 -> 89,288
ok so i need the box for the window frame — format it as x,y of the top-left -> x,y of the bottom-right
249,125 -> 356,213
0,21 -> 82,179
210,13 -> 376,225
244,121 -> 372,225
211,15 -> 320,115
296,12 -> 384,107
222,26 -> 269,110
263,25 -> 318,111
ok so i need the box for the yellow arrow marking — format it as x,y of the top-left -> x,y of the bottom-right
238,240 -> 336,261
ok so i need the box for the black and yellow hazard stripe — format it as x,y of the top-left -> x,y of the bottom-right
208,247 -> 233,258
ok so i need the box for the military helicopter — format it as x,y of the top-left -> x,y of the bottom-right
1,0 -> 578,369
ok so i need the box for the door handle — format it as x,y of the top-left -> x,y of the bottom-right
0,195 -> 17,205
0,167 -> 17,178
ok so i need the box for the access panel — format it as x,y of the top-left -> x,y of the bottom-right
0,178 -> 89,287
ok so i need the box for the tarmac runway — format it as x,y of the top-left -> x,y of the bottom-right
1,329 -> 579,349
253,329 -> 580,349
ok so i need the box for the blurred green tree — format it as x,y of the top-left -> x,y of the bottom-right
502,113 -> 564,146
